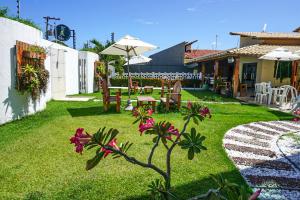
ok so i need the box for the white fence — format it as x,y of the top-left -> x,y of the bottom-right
116,72 -> 201,80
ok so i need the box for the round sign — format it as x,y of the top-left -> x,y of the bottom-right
54,24 -> 71,41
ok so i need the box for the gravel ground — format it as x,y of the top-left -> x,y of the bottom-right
223,121 -> 300,200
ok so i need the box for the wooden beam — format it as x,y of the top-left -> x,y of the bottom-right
201,63 -> 205,76
291,61 -> 298,87
214,60 -> 219,79
233,57 -> 240,97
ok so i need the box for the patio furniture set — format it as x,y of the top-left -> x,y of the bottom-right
254,82 -> 298,108
101,78 -> 182,112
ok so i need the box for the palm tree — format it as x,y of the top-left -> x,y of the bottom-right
81,39 -> 125,82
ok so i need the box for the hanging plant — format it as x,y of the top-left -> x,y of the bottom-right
18,64 -> 49,100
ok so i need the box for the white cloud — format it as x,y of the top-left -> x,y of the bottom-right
135,19 -> 158,25
186,7 -> 196,12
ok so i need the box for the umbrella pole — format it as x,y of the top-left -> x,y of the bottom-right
125,48 -> 133,111
127,52 -> 131,99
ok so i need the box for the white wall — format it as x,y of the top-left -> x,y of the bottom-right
78,51 -> 99,93
0,17 -> 50,124
0,17 -> 91,124
41,40 -> 79,96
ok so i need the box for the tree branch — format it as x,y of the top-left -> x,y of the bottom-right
162,142 -> 169,150
165,115 -> 192,189
148,136 -> 161,164
102,145 -> 168,180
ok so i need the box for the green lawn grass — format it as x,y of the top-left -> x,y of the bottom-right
0,101 -> 292,199
70,89 -> 238,102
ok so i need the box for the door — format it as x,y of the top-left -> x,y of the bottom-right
50,48 -> 66,99
242,63 -> 257,88
78,58 -> 87,93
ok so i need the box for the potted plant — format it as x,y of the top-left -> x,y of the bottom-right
18,64 -> 49,100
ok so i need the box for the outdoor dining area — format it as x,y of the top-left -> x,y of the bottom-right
101,75 -> 182,112
254,82 -> 297,107
253,47 -> 300,110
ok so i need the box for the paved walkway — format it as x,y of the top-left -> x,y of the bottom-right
223,121 -> 300,200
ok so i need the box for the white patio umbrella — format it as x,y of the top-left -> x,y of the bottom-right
259,47 -> 300,61
124,55 -> 152,65
101,35 -> 157,110
259,47 -> 300,82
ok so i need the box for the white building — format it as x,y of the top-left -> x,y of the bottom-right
0,17 -> 99,124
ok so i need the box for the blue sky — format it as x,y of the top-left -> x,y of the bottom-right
1,0 -> 300,54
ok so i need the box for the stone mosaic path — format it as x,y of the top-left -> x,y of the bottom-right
223,121 -> 300,200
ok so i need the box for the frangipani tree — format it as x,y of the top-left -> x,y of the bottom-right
70,102 -> 209,199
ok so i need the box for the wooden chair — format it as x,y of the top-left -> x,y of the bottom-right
129,76 -> 139,93
101,79 -> 121,112
160,80 -> 182,111
160,79 -> 171,97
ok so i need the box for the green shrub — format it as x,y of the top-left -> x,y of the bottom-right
111,78 -> 201,88
0,7 -> 41,30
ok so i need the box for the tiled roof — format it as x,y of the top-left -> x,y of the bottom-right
184,49 -> 222,59
294,27 -> 300,33
230,32 -> 300,39
188,45 -> 300,63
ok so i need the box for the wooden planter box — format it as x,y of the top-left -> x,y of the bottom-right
23,51 -> 46,59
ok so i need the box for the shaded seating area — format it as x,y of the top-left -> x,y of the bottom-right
101,79 -> 121,112
160,80 -> 182,111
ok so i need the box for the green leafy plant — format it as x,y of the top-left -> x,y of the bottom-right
0,7 -> 8,16
28,46 -> 46,54
70,103 -> 210,199
191,174 -> 259,200
18,64 -> 49,100
81,39 -> 126,78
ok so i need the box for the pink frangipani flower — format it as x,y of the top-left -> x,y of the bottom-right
293,117 -> 300,122
147,109 -> 153,116
164,124 -> 180,140
187,101 -> 192,110
70,128 -> 91,154
132,107 -> 139,118
101,138 -> 119,158
139,118 -> 155,134
199,107 -> 211,118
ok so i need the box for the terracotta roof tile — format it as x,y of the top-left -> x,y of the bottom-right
188,44 -> 300,63
185,49 -> 222,59
230,32 -> 300,39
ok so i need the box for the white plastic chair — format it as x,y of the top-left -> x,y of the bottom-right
275,85 -> 298,108
254,83 -> 262,103
260,83 -> 269,104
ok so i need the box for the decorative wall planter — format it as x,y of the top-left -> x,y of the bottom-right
16,41 -> 49,100
22,50 -> 46,60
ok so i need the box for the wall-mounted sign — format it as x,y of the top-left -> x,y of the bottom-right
54,24 -> 71,41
